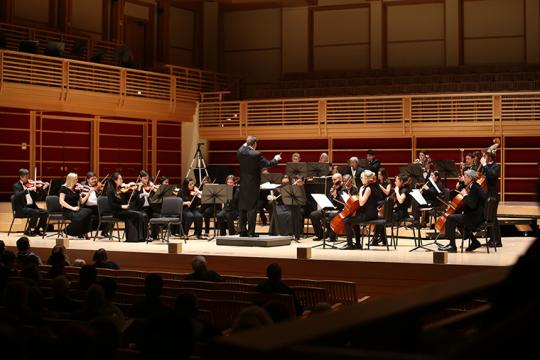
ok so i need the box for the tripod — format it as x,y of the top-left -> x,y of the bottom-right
186,142 -> 209,185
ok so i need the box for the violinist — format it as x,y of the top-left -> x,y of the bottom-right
12,168 -> 49,236
373,174 -> 412,246
377,168 -> 392,199
310,173 -> 345,241
456,153 -> 475,190
268,174 -> 302,237
59,173 -> 94,238
132,170 -> 158,241
81,171 -> 111,237
342,170 -> 378,250
342,174 -> 359,195
182,177 -> 204,239
480,150 -> 501,247
412,171 -> 446,228
216,175 -> 239,236
106,172 -> 147,242
199,176 -> 219,237
439,169 -> 485,253
342,157 -> 362,186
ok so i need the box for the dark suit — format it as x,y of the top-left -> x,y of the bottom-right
445,182 -> 486,247
12,181 -> 48,231
367,158 -> 381,175
237,144 -> 278,234
481,162 -> 501,245
217,185 -> 239,235
341,167 -> 362,186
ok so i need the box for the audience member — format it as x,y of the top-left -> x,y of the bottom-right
73,258 -> 86,267
46,245 -> 70,266
230,306 -> 273,334
93,248 -> 119,270
0,240 -> 5,256
256,263 -> 302,315
78,264 -> 97,290
44,276 -> 81,314
16,236 -> 42,268
46,251 -> 70,279
185,256 -> 223,282
99,277 -> 125,330
174,293 -> 220,342
129,274 -> 169,318
0,250 -> 18,277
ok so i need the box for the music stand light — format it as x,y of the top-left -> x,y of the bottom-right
202,184 -> 232,241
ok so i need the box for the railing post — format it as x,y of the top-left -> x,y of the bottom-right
170,76 -> 176,112
402,96 -> 412,134
0,51 -> 3,93
62,59 -> 69,101
492,95 -> 502,133
240,101 -> 248,136
119,68 -> 127,107
318,99 -> 327,136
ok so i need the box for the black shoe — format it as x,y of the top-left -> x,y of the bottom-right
466,241 -> 482,252
440,244 -> 457,253
248,233 -> 259,238
239,232 -> 248,237
313,237 -> 323,241
342,243 -> 356,250
355,243 -> 363,250
24,230 -> 36,237
486,241 -> 502,248
101,231 -> 110,237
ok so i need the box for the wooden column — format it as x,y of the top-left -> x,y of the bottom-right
0,0 -> 13,23
57,0 -> 73,33
151,119 -> 157,176
110,0 -> 125,43
156,0 -> 171,63
92,116 -> 100,176
29,111 -> 36,178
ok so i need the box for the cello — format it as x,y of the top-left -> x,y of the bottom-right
435,182 -> 472,234
330,177 -> 374,235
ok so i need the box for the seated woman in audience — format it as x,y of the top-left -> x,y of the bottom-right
181,178 -> 204,239
106,172 -> 147,242
185,256 -> 223,282
256,263 -> 302,315
92,248 -> 119,270
46,245 -> 70,266
59,173 -> 94,238
45,252 -> 71,279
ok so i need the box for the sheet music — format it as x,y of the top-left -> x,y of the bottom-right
311,193 -> 335,209
260,182 -> 280,190
411,189 -> 428,205
341,192 -> 350,203
428,177 -> 442,194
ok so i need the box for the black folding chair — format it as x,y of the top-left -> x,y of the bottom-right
8,195 -> 30,236
93,196 -> 123,242
43,195 -> 69,239
148,197 -> 183,244
360,196 -> 396,251
460,196 -> 498,253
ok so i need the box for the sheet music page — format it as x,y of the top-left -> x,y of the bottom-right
411,189 -> 428,205
428,177 -> 442,193
260,182 -> 280,190
341,192 -> 350,203
311,193 -> 335,209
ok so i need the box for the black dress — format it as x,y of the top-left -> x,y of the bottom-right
132,187 -> 158,240
60,185 -> 93,236
106,186 -> 147,242
344,183 -> 379,245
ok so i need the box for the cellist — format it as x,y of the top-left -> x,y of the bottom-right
342,170 -> 378,250
439,169 -> 485,253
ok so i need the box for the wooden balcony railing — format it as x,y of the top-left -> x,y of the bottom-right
166,64 -> 238,98
198,92 -> 540,132
0,50 -> 201,105
0,22 -> 119,65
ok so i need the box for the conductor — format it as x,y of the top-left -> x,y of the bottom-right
237,136 -> 281,237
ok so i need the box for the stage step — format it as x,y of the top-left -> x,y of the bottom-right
216,235 -> 293,247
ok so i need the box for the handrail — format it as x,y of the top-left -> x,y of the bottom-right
166,64 -> 238,96
216,267 -> 509,354
0,49 -> 201,104
198,91 -> 540,128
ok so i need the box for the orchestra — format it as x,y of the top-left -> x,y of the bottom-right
9,138 -> 502,253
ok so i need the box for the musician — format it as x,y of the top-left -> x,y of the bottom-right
457,153 -> 475,190
373,174 -> 412,246
106,172 -> 147,242
199,176 -> 220,237
481,150 -> 502,247
377,168 -> 392,200
342,156 -> 362,186
81,171 -> 110,237
182,177 -> 204,239
343,170 -> 379,250
12,168 -> 48,236
59,173 -> 94,238
309,173 -> 346,241
216,175 -> 239,236
412,170 -> 446,227
366,149 -> 381,175
131,170 -> 159,241
342,174 -> 359,195
237,136 -> 281,237
319,152 -> 329,163
439,170 -> 485,253
291,152 -> 301,163
415,151 -> 427,165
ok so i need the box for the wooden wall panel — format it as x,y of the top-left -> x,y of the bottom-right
156,121 -> 182,182
504,135 -> 539,201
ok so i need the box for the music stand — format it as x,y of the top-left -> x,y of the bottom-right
434,160 -> 458,188
280,184 -> 307,242
202,184 -> 232,241
358,159 -> 368,170
285,162 -> 308,179
401,163 -> 424,187
261,173 -> 282,184
307,162 -> 332,211
310,193 -> 339,249
151,184 -> 175,203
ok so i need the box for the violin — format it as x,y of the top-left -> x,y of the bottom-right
25,179 -> 49,189
119,182 -> 138,193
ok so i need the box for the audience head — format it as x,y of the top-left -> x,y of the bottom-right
144,274 -> 163,299
266,262 -> 282,281
231,306 -> 272,334
79,265 -> 97,290
99,277 -> 117,301
84,284 -> 107,315
16,236 -> 30,252
51,275 -> 70,298
49,251 -> 66,269
175,293 -> 199,319
1,250 -> 16,269
191,256 -> 208,273
92,248 -> 109,264
73,258 -> 86,267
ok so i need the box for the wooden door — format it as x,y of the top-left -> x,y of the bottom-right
124,16 -> 147,67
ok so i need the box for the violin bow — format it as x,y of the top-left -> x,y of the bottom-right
126,175 -> 141,207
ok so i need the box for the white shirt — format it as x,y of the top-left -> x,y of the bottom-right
140,188 -> 151,207
86,190 -> 98,206
21,181 -> 33,205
